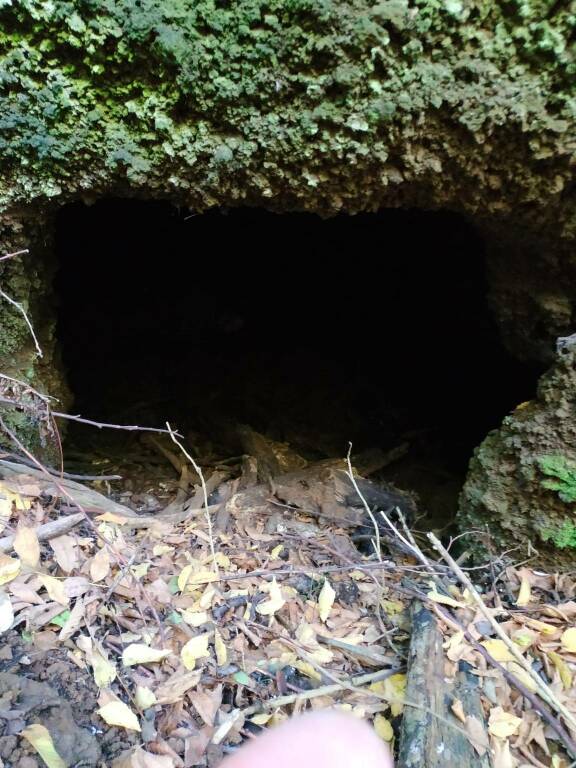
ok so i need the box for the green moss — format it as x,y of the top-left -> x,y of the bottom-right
542,521 -> 576,550
538,455 -> 576,504
0,0 -> 572,212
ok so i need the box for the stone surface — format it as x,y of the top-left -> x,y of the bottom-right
459,343 -> 576,566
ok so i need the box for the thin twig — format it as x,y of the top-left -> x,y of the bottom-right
0,250 -> 29,263
166,422 -> 218,574
241,668 -> 399,715
346,443 -> 381,560
0,288 -> 42,357
428,532 -> 576,735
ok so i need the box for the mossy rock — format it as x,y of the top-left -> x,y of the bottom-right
460,344 -> 576,567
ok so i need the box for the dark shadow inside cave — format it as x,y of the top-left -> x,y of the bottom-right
53,200 -> 542,524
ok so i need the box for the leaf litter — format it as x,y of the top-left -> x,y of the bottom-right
0,438 -> 575,768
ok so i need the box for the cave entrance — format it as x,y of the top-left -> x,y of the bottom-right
54,200 -> 540,526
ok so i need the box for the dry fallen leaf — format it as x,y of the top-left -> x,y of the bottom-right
122,644 -> 171,667
451,698 -> 467,724
373,714 -> 394,742
13,525 -> 40,568
181,633 -> 211,670
39,574 -> 69,606
0,591 -> 13,634
318,579 -> 336,622
464,715 -> 490,756
98,700 -> 141,731
155,670 -> 202,705
0,555 -> 20,586
256,578 -> 285,616
426,588 -> 465,609
548,650 -> 573,689
135,686 -> 157,710
78,635 -> 117,687
481,639 -> 515,662
561,627 -> 576,652
90,547 -> 111,582
59,597 -> 85,642
50,534 -> 80,573
214,628 -> 227,666
516,573 -> 531,606
21,724 -> 66,768
488,706 -> 522,739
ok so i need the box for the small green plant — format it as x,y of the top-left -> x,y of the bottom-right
537,455 -> 576,503
542,520 -> 576,549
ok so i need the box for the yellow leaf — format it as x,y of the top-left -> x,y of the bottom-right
0,590 -> 13,634
270,545 -> 284,561
39,574 -> 69,606
505,662 -> 537,692
181,609 -> 209,627
371,673 -> 406,716
98,700 -> 141,731
373,714 -> 394,742
380,599 -> 404,616
256,578 -> 285,616
293,660 -> 321,682
93,647 -> 117,687
318,579 -> 336,623
199,585 -> 216,609
178,564 -> 193,592
181,634 -> 211,670
13,525 -> 40,568
152,544 -> 174,556
21,724 -> 66,768
526,619 -> 558,635
488,706 -> 522,738
451,699 -> 466,724
213,552 -> 230,568
516,574 -> 531,606
90,547 -> 111,582
480,639 -> 515,662
426,589 -> 465,609
122,644 -> 171,667
130,563 -> 150,579
214,629 -> 227,666
0,554 -> 21,585
250,713 -> 272,726
135,686 -> 157,710
561,627 -> 576,653
549,650 -> 573,689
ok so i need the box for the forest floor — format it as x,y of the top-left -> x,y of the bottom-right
0,426 -> 574,768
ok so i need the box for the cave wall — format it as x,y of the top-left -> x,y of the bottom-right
0,0 -> 575,558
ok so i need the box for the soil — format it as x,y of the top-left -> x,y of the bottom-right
0,632 -> 138,767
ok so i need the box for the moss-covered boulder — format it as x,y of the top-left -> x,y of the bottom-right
460,343 -> 576,567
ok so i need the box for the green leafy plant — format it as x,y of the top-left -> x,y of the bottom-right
542,521 -> 576,549
537,455 -> 576,503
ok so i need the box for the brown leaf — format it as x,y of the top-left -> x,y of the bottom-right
189,685 -> 222,726
59,597 -> 85,641
13,525 -> 40,568
90,547 -> 111,582
451,698 -> 466,724
184,729 -> 211,768
50,535 -> 79,573
155,670 -> 202,705
464,715 -> 489,756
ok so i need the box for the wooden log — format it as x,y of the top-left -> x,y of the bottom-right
398,601 -> 492,768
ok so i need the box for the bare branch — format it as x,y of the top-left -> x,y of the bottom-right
0,249 -> 29,263
0,288 -> 43,357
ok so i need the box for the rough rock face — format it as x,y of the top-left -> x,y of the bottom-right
459,343 -> 576,567
0,1 -> 575,555
0,0 -> 574,374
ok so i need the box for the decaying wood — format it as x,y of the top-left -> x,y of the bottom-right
398,601 -> 492,768
0,459 -> 137,517
0,512 -> 84,553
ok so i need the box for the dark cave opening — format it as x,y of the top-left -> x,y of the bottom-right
54,200 -> 541,523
